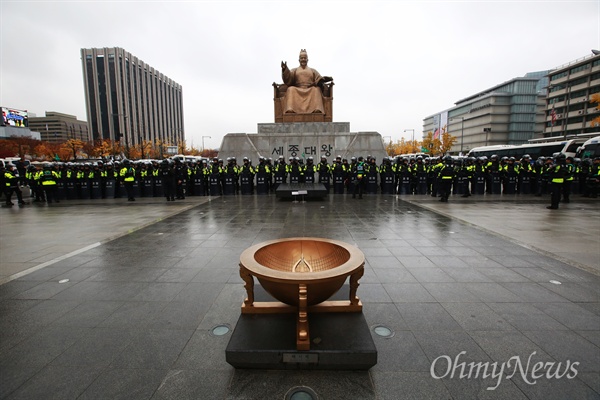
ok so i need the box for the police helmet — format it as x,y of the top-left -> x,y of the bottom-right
491,155 -> 498,160
307,156 -> 313,161
443,155 -> 453,163
523,154 -> 530,159
358,156 -> 364,161
351,156 -> 356,161
509,157 -> 515,162
417,156 -> 423,161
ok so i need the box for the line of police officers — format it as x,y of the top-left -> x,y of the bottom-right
3,153 -> 599,207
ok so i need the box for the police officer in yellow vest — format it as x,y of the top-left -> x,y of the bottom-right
547,154 -> 566,210
438,155 -> 456,202
4,164 -> 26,206
119,159 -> 136,201
40,163 -> 60,204
562,156 -> 575,203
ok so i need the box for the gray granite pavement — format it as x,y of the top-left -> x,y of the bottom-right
0,193 -> 598,399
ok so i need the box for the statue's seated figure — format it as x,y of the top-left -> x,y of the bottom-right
273,49 -> 333,123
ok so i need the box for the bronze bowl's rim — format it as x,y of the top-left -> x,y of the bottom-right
240,237 -> 365,282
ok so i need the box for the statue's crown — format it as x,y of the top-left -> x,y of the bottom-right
299,49 -> 307,56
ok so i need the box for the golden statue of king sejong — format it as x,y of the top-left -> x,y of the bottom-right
280,49 -> 333,114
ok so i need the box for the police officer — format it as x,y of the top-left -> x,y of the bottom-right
27,164 -> 45,203
255,156 -> 271,194
4,164 -> 26,206
585,157 -> 600,198
502,157 -> 519,195
303,157 -> 316,184
160,159 -> 176,201
222,157 -> 238,195
518,155 -> 533,194
239,157 -> 254,194
547,154 -> 566,209
438,156 -> 455,202
317,156 -> 331,191
287,157 -> 303,184
563,156 -> 575,203
40,163 -> 60,204
119,159 -> 136,201
273,155 -> 287,191
352,156 -> 367,199
208,157 -> 222,196
379,157 -> 395,194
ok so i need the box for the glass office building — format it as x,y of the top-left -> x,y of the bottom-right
423,72 -> 548,153
81,47 -> 184,149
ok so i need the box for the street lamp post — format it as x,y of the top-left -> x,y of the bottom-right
111,113 -> 129,157
403,129 -> 415,152
202,136 -> 211,153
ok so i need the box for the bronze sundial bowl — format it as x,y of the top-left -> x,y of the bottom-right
239,237 -> 365,351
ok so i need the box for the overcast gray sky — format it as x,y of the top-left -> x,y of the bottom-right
1,0 -> 598,150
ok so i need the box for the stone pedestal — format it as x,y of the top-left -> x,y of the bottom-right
226,284 -> 377,370
218,122 -> 387,163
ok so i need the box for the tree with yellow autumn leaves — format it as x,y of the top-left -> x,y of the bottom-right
384,131 -> 457,157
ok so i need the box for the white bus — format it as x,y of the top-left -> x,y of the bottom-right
467,140 -> 581,159
576,136 -> 600,159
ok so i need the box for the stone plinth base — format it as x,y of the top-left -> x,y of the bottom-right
218,122 -> 387,163
226,284 -> 377,370
275,183 -> 328,199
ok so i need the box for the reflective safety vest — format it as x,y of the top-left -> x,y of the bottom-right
439,165 -> 455,179
120,167 -> 136,182
41,170 -> 58,185
551,165 -> 564,184
355,162 -> 365,178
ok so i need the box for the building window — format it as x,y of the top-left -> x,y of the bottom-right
569,77 -> 588,87
569,64 -> 590,74
551,71 -> 568,81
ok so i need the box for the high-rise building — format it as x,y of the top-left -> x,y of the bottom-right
423,72 -> 548,154
28,111 -> 89,143
543,52 -> 600,138
81,47 -> 184,151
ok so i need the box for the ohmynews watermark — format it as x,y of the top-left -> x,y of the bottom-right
430,351 -> 579,390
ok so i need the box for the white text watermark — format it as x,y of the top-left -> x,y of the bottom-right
430,351 -> 579,390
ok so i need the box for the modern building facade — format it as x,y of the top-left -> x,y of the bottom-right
423,72 -> 548,154
81,47 -> 184,149
28,111 -> 90,143
543,53 -> 600,138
